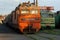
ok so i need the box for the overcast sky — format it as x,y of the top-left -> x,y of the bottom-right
0,0 -> 60,15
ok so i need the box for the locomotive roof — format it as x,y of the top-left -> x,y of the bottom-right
15,1 -> 40,10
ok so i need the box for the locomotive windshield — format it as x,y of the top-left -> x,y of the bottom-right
41,10 -> 54,18
41,13 -> 54,18
21,9 -> 29,14
30,10 -> 38,14
21,9 -> 39,14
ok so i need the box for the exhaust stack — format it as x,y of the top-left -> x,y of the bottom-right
34,0 -> 38,6
36,0 -> 38,6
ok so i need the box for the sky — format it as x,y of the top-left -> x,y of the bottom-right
0,0 -> 60,15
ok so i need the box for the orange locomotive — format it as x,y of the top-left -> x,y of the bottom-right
4,0 -> 41,33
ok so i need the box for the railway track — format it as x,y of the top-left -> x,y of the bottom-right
24,33 -> 56,40
24,29 -> 60,40
40,29 -> 60,35
0,24 -> 60,40
0,32 -> 59,40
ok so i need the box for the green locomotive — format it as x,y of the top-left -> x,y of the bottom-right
41,10 -> 55,29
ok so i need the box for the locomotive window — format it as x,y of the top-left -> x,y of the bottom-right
41,13 -> 54,18
30,10 -> 38,14
41,13 -> 49,17
21,10 -> 29,14
49,14 -> 53,17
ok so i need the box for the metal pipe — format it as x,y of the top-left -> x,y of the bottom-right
36,0 -> 38,6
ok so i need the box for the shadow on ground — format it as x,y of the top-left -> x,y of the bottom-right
0,24 -> 19,34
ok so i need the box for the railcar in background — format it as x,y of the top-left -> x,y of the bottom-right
55,11 -> 60,29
